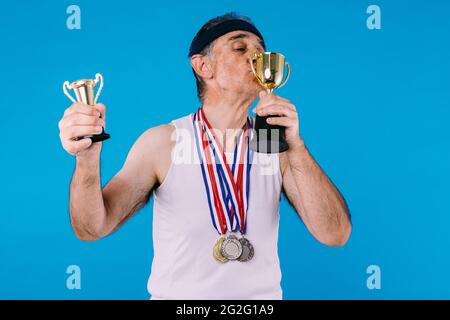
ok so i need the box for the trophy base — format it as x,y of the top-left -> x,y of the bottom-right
250,115 -> 289,154
89,132 -> 111,143
250,138 -> 289,154
77,128 -> 110,143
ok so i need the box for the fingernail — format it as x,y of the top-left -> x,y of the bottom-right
96,126 -> 102,132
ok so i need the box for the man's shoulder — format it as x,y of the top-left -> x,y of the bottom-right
137,113 -> 193,150
138,123 -> 176,150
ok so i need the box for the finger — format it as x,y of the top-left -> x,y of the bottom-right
257,103 -> 297,116
64,138 -> 93,156
60,113 -> 104,128
254,95 -> 295,113
258,90 -> 268,99
254,96 -> 276,112
266,116 -> 295,127
64,103 -> 101,117
93,104 -> 106,130
65,103 -> 102,117
260,92 -> 291,105
62,125 -> 104,141
259,104 -> 297,116
271,94 -> 291,104
93,103 -> 106,120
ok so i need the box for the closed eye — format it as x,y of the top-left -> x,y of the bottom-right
235,47 -> 246,52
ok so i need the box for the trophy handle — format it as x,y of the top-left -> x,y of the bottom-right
249,54 -> 264,86
278,61 -> 290,89
62,81 -> 77,103
94,73 -> 104,104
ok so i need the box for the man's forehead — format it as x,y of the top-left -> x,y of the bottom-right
218,31 -> 264,46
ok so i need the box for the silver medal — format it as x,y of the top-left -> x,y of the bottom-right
220,234 -> 243,260
238,237 -> 255,262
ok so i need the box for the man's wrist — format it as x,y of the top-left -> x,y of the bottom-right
287,138 -> 306,153
76,152 -> 100,170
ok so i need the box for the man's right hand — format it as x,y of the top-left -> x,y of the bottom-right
58,102 -> 106,159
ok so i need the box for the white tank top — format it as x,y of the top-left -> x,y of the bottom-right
147,113 -> 283,299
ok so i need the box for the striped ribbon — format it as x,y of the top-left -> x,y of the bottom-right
192,107 -> 254,235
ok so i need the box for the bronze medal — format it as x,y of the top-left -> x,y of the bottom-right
238,237 -> 254,262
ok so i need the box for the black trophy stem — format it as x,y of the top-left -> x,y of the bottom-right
250,114 -> 289,153
250,88 -> 289,153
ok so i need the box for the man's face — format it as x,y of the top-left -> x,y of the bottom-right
208,30 -> 265,99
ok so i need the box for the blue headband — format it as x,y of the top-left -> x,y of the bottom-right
188,19 -> 265,57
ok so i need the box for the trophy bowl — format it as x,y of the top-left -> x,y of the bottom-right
250,52 -> 290,153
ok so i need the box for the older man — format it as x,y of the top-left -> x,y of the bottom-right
57,12 -> 351,299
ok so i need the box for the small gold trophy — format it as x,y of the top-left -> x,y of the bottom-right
63,73 -> 110,143
250,52 -> 290,153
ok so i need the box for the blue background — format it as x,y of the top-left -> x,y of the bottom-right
0,0 -> 449,299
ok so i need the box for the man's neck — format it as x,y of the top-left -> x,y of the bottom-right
201,91 -> 255,152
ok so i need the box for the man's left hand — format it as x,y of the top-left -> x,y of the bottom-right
252,91 -> 304,149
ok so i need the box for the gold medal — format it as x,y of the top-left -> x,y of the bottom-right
213,236 -> 228,263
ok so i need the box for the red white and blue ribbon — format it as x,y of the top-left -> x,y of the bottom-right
192,107 -> 254,235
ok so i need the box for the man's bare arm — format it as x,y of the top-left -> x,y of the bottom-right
280,144 -> 352,246
69,124 -> 174,241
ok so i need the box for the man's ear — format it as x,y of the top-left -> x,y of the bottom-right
190,54 -> 213,80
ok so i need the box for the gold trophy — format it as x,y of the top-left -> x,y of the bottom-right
250,52 -> 290,153
63,73 -> 110,143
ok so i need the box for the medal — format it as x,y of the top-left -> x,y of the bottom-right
220,234 -> 243,261
193,108 -> 255,263
213,236 -> 228,263
237,237 -> 255,262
